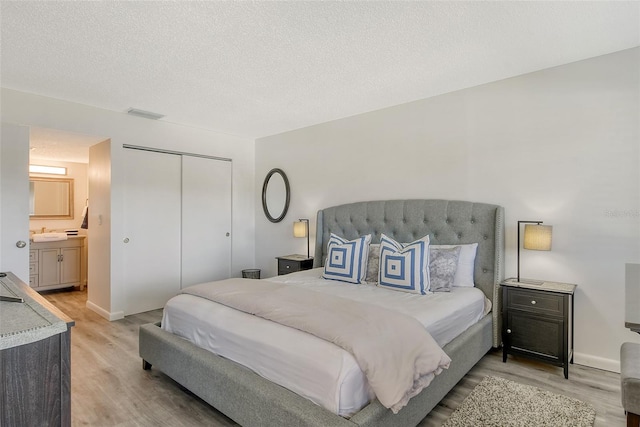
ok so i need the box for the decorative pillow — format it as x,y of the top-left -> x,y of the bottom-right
429,246 -> 461,292
364,244 -> 380,284
378,234 -> 430,294
430,243 -> 478,287
323,233 -> 372,284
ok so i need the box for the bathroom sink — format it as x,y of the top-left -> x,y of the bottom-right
32,232 -> 68,243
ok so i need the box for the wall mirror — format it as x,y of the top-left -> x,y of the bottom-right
29,177 -> 74,219
262,168 -> 290,223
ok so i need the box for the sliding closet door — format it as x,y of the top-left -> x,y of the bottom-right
122,149 -> 181,315
181,156 -> 232,287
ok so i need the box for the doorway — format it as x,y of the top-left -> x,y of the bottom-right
27,127 -> 106,299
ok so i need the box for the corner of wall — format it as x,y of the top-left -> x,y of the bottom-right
85,300 -> 124,321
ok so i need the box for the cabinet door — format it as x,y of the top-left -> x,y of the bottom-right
39,249 -> 61,287
123,149 -> 181,315
181,156 -> 232,288
507,310 -> 563,361
60,247 -> 81,285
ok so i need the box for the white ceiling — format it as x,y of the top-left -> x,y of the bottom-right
28,128 -> 107,164
2,1 -> 639,161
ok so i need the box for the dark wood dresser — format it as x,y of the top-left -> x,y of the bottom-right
0,272 -> 74,426
502,278 -> 576,379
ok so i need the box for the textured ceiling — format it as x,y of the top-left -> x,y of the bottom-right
28,128 -> 107,164
1,1 -> 639,161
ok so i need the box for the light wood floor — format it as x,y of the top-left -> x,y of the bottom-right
42,288 -> 626,427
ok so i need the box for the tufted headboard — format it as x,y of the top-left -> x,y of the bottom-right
313,199 -> 505,347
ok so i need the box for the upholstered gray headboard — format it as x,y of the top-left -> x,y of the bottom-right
313,199 -> 505,347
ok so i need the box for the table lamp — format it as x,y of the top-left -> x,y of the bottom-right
293,219 -> 310,258
517,220 -> 552,284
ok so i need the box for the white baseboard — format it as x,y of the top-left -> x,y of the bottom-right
86,300 -> 125,321
573,352 -> 620,373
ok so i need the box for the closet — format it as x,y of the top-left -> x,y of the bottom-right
122,147 -> 231,315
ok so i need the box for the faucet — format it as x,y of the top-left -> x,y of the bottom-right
41,227 -> 46,234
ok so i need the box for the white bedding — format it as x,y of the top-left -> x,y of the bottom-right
162,268 -> 488,417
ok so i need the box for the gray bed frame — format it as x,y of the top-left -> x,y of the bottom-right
139,199 -> 504,427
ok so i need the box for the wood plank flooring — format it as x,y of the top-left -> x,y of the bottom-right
42,288 -> 626,427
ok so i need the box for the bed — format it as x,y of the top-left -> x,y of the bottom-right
139,199 -> 505,427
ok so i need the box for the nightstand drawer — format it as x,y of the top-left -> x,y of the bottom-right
278,259 -> 301,275
507,288 -> 564,316
276,255 -> 314,276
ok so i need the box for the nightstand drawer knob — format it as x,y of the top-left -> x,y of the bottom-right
286,265 -> 290,269
531,300 -> 536,305
506,329 -> 512,334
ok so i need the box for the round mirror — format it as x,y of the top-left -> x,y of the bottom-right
262,168 -> 290,223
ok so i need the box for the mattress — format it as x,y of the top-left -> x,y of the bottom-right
162,268 -> 488,417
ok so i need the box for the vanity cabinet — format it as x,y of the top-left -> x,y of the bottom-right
30,236 -> 85,291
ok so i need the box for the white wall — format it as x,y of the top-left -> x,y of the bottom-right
256,48 -> 640,371
87,139 -> 112,316
1,88 -> 256,319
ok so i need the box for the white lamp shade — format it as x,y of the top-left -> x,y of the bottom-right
293,221 -> 308,238
523,224 -> 552,251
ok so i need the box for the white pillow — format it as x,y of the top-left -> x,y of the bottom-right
431,243 -> 478,287
378,233 -> 430,294
323,233 -> 372,284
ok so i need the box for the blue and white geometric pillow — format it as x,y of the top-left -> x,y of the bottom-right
322,233 -> 372,284
378,233 -> 431,294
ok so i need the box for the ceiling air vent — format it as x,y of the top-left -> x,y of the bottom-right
126,108 -> 165,120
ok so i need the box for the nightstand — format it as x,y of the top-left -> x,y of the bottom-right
276,254 -> 314,275
501,278 -> 576,379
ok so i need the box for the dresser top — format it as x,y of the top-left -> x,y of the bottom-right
501,278 -> 577,294
0,272 -> 73,350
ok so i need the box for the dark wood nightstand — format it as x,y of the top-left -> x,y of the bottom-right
276,254 -> 314,275
501,278 -> 576,379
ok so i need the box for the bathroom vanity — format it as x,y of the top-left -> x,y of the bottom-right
29,236 -> 86,291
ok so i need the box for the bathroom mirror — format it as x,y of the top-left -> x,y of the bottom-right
262,168 -> 290,223
29,177 -> 74,219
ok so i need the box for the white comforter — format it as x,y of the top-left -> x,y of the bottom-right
182,278 -> 451,413
162,269 -> 488,416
